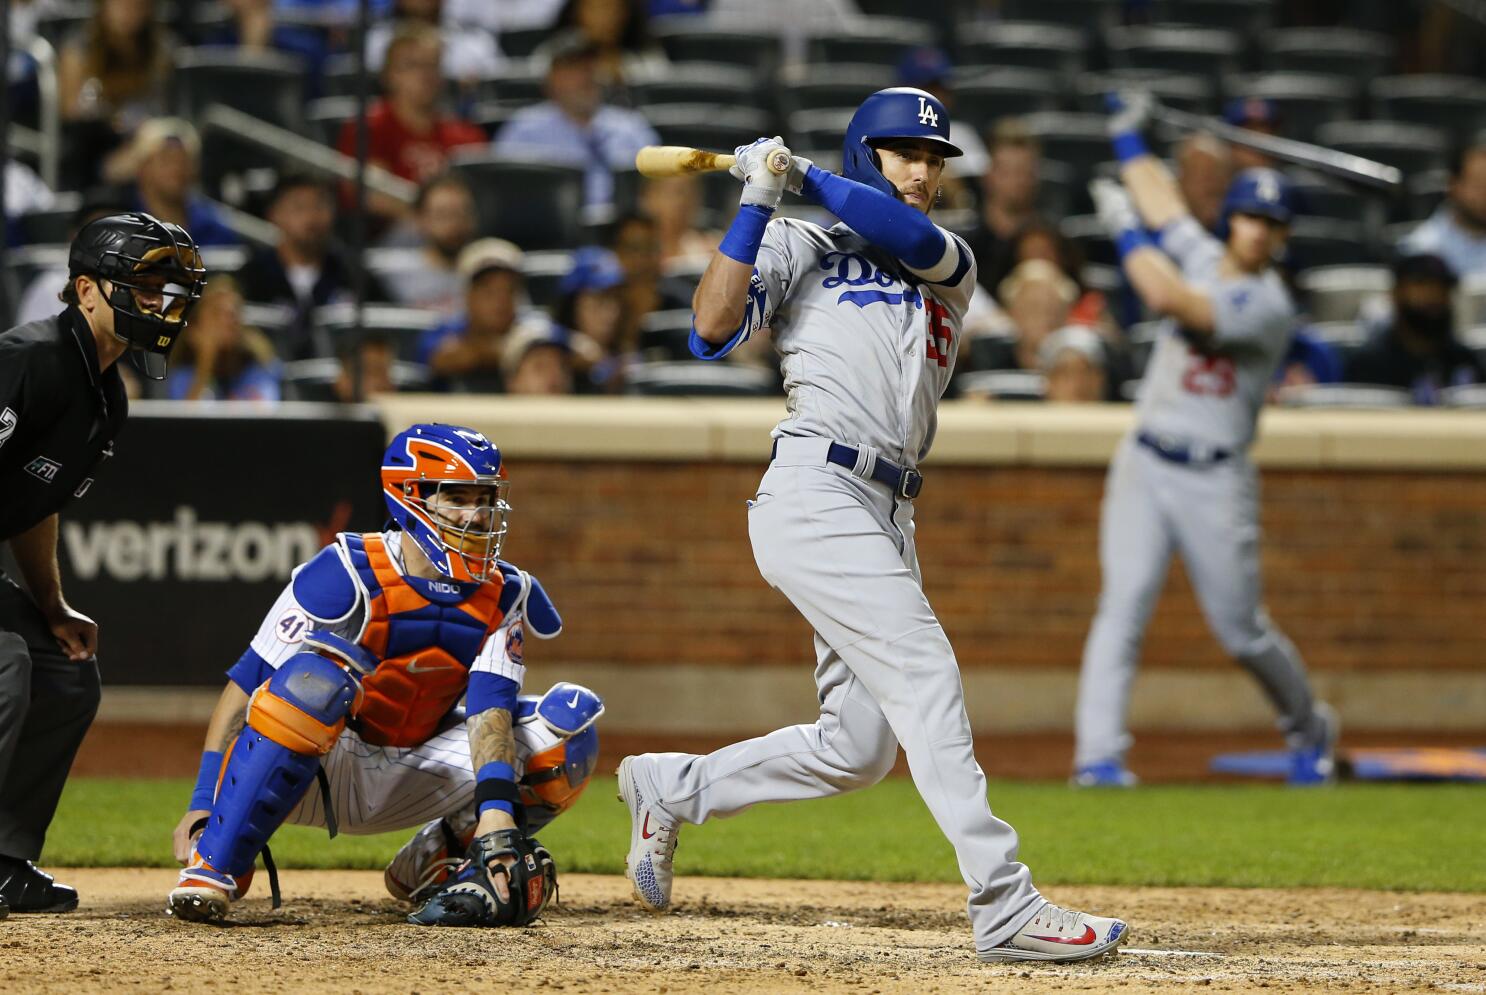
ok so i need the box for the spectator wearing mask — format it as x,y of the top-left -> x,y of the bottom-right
493,31 -> 660,211
338,24 -> 486,226
56,0 -> 173,187
608,211 -> 692,354
1040,325 -> 1110,403
1344,253 -> 1485,403
109,118 -> 239,247
503,324 -> 576,395
1221,98 -> 1280,172
1176,133 -> 1234,235
419,238 -> 546,390
554,0 -> 668,87
384,173 -> 478,313
235,174 -> 389,359
556,247 -> 630,393
166,276 -> 282,402
967,120 -> 1043,300
1399,138 -> 1486,279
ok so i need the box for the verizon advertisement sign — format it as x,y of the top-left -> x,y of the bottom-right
54,406 -> 385,685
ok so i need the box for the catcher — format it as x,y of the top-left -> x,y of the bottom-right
168,423 -> 602,927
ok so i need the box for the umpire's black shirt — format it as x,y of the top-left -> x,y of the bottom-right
0,307 -> 127,542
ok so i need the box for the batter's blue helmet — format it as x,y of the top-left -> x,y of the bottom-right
1217,168 -> 1295,239
842,87 -> 963,198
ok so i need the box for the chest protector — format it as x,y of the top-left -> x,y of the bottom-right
342,533 -> 506,746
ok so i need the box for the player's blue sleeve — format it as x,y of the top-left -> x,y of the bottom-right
226,647 -> 273,693
467,672 -> 522,817
291,545 -> 359,623
799,165 -> 945,270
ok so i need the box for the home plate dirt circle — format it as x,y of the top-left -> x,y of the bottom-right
0,870 -> 1479,993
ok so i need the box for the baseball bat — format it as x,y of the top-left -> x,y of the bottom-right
1150,105 -> 1402,192
635,145 -> 793,178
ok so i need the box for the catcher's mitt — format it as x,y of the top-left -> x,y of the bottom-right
407,829 -> 556,928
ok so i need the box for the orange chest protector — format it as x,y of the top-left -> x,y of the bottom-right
341,533 -> 506,746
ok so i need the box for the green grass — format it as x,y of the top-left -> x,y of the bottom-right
46,776 -> 1486,892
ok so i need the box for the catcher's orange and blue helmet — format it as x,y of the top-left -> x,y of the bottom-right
381,424 -> 509,582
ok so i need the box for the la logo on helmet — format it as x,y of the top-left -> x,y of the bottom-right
917,96 -> 939,127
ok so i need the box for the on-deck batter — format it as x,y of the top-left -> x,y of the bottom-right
617,87 -> 1129,964
1074,91 -> 1338,788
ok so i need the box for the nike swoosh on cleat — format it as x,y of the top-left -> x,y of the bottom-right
1027,926 -> 1097,945
641,813 -> 658,840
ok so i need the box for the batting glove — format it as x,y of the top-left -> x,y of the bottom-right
785,154 -> 815,196
1089,178 -> 1139,236
730,136 -> 790,210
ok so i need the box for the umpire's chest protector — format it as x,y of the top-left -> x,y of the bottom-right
340,533 -> 506,746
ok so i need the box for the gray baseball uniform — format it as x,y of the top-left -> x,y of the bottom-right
1074,216 -> 1325,769
632,217 -> 1046,952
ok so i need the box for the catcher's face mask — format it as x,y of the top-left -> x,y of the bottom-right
104,241 -> 207,380
412,480 -> 511,583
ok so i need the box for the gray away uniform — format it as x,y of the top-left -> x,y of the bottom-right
1074,217 -> 1326,769
632,218 -> 1045,952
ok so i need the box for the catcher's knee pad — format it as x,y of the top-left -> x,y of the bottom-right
516,682 -> 603,833
195,651 -> 362,877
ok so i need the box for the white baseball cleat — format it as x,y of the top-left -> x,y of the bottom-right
978,901 -> 1130,963
616,755 -> 679,914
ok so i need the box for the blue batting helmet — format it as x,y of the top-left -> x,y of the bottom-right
1217,168 -> 1295,239
842,87 -> 963,197
381,423 -> 510,583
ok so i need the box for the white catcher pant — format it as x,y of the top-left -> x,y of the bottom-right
639,438 -> 1044,952
1075,434 -> 1322,769
282,714 -> 559,837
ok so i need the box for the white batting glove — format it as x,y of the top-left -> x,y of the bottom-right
1105,90 -> 1154,138
730,136 -> 790,209
1088,178 -> 1140,236
785,154 -> 815,196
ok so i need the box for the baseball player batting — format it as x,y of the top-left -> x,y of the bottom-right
616,88 -> 1129,964
168,424 -> 603,926
1073,92 -> 1339,788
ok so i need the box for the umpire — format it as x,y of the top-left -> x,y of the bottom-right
0,212 -> 204,914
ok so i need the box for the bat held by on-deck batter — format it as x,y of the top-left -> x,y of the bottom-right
635,144 -> 792,178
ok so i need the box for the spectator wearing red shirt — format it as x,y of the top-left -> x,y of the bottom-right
336,23 -> 484,227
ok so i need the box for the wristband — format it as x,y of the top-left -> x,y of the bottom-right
1111,131 -> 1150,164
718,204 -> 773,265
1115,227 -> 1155,261
476,761 -> 519,816
190,750 -> 224,811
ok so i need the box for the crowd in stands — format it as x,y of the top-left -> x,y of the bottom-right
5,0 -> 1486,407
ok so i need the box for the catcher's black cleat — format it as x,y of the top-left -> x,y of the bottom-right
0,858 -> 79,913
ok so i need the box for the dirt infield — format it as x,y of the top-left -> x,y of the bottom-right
1,870 -> 1480,994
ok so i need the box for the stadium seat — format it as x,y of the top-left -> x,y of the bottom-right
809,16 -> 936,66
955,69 -> 1065,132
522,251 -> 575,312
1276,383 -> 1411,408
954,22 -> 1087,77
321,53 -> 382,100
1152,0 -> 1277,32
1060,214 -> 1116,267
281,357 -> 431,402
1073,70 -> 1215,117
998,0 -> 1120,28
1459,279 -> 1486,330
629,63 -> 766,113
447,152 -> 585,251
499,26 -> 551,59
780,64 -> 897,117
955,370 -> 1047,401
305,96 -> 357,147
965,334 -> 1017,372
1313,121 -> 1450,182
470,102 -> 518,138
175,48 -> 309,134
15,193 -> 82,245
1021,113 -> 1113,178
1370,76 -> 1486,144
1221,73 -> 1360,139
1440,384 -> 1486,409
1286,219 -> 1374,271
470,69 -> 547,109
651,23 -> 784,76
1306,320 -> 1369,371
1260,28 -> 1394,79
644,105 -> 775,159
312,303 -> 444,362
1290,178 -> 1375,227
1105,26 -> 1242,90
1400,169 -> 1450,225
625,361 -> 779,396
786,109 -> 857,161
638,309 -> 695,361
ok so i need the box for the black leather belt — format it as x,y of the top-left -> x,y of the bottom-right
1136,431 -> 1232,466
772,439 -> 924,499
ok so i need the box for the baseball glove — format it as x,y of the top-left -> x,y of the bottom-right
407,829 -> 556,928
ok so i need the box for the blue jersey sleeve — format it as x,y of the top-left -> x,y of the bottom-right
226,647 -> 273,693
